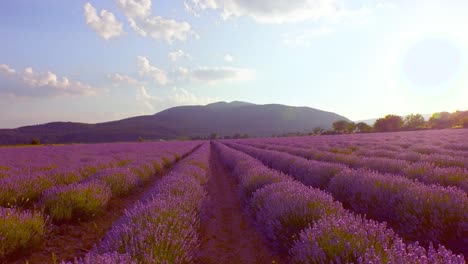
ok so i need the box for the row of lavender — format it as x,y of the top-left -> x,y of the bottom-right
226,142 -> 468,256
264,130 -> 468,169
244,138 -> 468,193
0,141 -> 200,260
0,142 -> 199,208
214,142 -> 464,263
65,143 -> 210,264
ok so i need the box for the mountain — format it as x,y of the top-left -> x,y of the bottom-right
0,101 -> 350,145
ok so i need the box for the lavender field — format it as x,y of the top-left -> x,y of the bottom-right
0,129 -> 467,263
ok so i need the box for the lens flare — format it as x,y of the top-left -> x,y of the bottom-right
398,36 -> 465,96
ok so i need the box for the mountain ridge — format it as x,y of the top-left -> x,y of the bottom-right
0,101 -> 350,145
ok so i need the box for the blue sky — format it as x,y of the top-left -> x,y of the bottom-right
1,0 -> 467,128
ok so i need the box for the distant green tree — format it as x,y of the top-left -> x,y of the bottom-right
374,115 -> 403,132
209,133 -> 218,140
403,114 -> 425,130
138,136 -> 145,142
333,120 -> 349,133
313,127 -> 324,135
31,138 -> 41,145
462,117 -> 468,128
344,122 -> 357,133
356,122 -> 372,133
429,112 -> 452,129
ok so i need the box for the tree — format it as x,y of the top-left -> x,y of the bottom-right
333,120 -> 349,133
403,114 -> 425,130
374,115 -> 403,132
344,122 -> 356,133
429,112 -> 452,129
462,117 -> 468,128
31,138 -> 41,145
356,122 -> 372,133
313,127 -> 324,135
209,133 -> 218,140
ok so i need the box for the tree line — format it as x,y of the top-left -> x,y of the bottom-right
327,110 -> 468,134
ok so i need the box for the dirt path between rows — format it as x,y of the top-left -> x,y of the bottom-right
195,144 -> 282,264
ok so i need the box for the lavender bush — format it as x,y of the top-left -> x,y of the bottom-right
0,207 -> 47,259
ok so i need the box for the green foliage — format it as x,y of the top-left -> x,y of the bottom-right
332,120 -> 348,133
333,121 -> 356,133
462,117 -> 468,128
30,138 -> 41,145
313,127 -> 324,135
356,122 -> 372,133
42,183 -> 111,223
374,115 -> 403,132
429,112 -> 452,129
403,114 -> 425,130
0,175 -> 55,207
0,208 -> 46,259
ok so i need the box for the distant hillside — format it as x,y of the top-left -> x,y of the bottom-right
0,101 -> 350,144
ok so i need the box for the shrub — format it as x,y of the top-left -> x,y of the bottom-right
0,174 -> 54,207
250,181 -> 345,253
290,213 -> 464,264
41,182 -> 111,223
66,253 -> 136,264
0,208 -> 47,259
90,168 -> 140,197
31,138 -> 41,145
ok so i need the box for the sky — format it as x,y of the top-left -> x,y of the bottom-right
1,0 -> 467,128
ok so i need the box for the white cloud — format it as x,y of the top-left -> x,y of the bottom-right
179,66 -> 255,84
224,54 -> 235,62
0,64 -> 16,75
283,26 -> 335,46
168,50 -> 191,62
136,86 -> 217,113
108,73 -> 142,87
168,87 -> 217,106
136,86 -> 157,111
185,0 -> 371,24
116,0 -> 152,18
0,64 -> 98,97
128,16 -> 196,43
83,2 -> 124,40
137,56 -> 170,85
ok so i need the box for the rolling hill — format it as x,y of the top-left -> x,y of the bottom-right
0,101 -> 350,144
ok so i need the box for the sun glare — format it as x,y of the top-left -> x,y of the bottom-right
398,35 -> 465,96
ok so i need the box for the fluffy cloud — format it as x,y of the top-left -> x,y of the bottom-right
178,66 -> 255,84
168,87 -> 217,105
168,50 -> 191,62
136,86 -> 157,111
224,54 -> 234,62
116,0 -> 151,18
137,56 -> 170,85
83,2 -> 124,40
185,0 -> 371,24
0,64 -> 16,75
283,26 -> 335,46
136,86 -> 217,113
0,64 -> 98,97
108,73 -> 142,86
129,16 -> 195,43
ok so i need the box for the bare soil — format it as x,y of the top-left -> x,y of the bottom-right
195,145 -> 284,264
